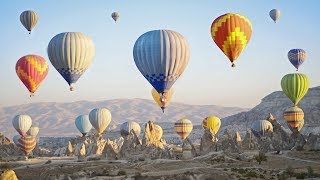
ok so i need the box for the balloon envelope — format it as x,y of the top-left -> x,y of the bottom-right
20,10 -> 38,33
89,108 -> 112,135
174,119 -> 193,140
120,121 -> 141,137
269,9 -> 280,22
27,126 -> 39,137
202,116 -> 221,135
111,12 -> 119,22
47,32 -> 95,91
251,120 -> 273,138
12,115 -> 32,137
288,49 -> 306,71
284,106 -> 304,132
210,13 -> 252,67
13,135 -> 21,145
281,73 -> 309,106
17,135 -> 36,156
75,115 -> 92,136
133,30 -> 190,93
151,88 -> 173,112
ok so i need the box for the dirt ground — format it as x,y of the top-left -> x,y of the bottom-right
3,150 -> 320,180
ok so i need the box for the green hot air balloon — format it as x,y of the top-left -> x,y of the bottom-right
281,73 -> 309,106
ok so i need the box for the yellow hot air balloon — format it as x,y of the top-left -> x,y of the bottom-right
151,88 -> 173,112
174,119 -> 193,140
202,116 -> 221,135
284,106 -> 304,132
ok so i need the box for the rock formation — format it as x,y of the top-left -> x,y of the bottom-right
0,169 -> 18,180
66,141 -> 73,156
200,129 -> 218,155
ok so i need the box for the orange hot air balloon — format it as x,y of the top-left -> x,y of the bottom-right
210,13 -> 252,67
16,55 -> 48,97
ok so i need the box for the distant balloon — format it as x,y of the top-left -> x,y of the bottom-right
269,9 -> 280,23
89,108 -> 112,136
281,73 -> 309,106
13,135 -> 21,145
202,116 -> 221,135
17,135 -> 36,156
120,121 -> 141,137
111,12 -> 119,22
210,13 -> 252,67
284,106 -> 304,133
16,55 -> 49,97
75,115 -> 92,137
154,124 -> 163,141
151,88 -> 173,113
251,120 -> 273,138
174,119 -> 193,140
133,30 -> 190,94
288,49 -> 306,71
47,32 -> 95,91
12,115 -> 32,137
27,126 -> 39,137
20,10 -> 38,34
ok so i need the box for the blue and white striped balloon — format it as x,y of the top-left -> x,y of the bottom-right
75,115 -> 92,136
269,9 -> 280,23
288,49 -> 306,71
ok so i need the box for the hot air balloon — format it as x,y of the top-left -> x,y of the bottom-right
89,108 -> 112,136
288,49 -> 306,71
133,30 -> 190,95
251,120 -> 273,138
20,10 -> 38,34
27,126 -> 39,137
154,124 -> 163,141
269,9 -> 280,23
281,73 -> 309,106
111,12 -> 119,22
13,135 -> 21,145
75,115 -> 92,137
174,119 -> 193,140
47,32 -> 95,91
202,116 -> 221,135
12,115 -> 32,137
210,13 -> 252,67
284,106 -> 304,133
151,88 -> 173,113
17,135 -> 36,156
120,121 -> 141,137
16,55 -> 49,97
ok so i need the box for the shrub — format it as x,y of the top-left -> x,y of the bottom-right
118,170 -> 126,176
0,163 -> 11,170
254,151 -> 267,165
307,166 -> 314,177
285,166 -> 295,177
295,172 -> 306,179
45,160 -> 52,164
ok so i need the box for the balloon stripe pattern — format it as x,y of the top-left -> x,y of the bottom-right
12,115 -> 32,137
20,10 -> 38,33
269,9 -> 280,23
284,106 -> 304,129
211,13 -> 252,65
16,55 -> 48,94
288,49 -> 306,71
133,30 -> 190,93
89,108 -> 112,135
27,126 -> 39,137
17,135 -> 36,155
120,121 -> 141,137
75,115 -> 92,136
251,120 -> 273,138
174,119 -> 193,140
281,73 -> 309,106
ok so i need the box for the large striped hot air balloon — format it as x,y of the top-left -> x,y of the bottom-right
210,13 -> 252,67
89,108 -> 112,136
12,115 -> 32,137
16,55 -> 49,97
284,106 -> 304,132
133,30 -> 190,94
20,10 -> 38,34
281,73 -> 309,106
17,135 -> 36,156
251,120 -> 273,138
75,115 -> 92,137
27,126 -> 39,137
202,116 -> 221,135
111,12 -> 119,22
288,49 -> 306,71
174,119 -> 193,140
269,9 -> 280,23
47,32 -> 95,91
120,121 -> 141,137
151,88 -> 173,113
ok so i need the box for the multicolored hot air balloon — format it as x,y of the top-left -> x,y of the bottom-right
269,9 -> 280,23
174,119 -> 193,140
281,73 -> 309,106
89,108 -> 112,136
154,124 -> 163,141
111,12 -> 119,22
16,55 -> 49,97
12,115 -> 32,137
133,30 -> 190,95
120,121 -> 141,137
20,10 -> 38,34
47,32 -> 95,91
13,135 -> 21,145
284,106 -> 304,133
251,120 -> 273,138
17,135 -> 36,156
210,13 -> 252,67
75,115 -> 92,137
288,49 -> 306,71
27,126 -> 39,137
202,116 -> 221,135
151,88 -> 173,113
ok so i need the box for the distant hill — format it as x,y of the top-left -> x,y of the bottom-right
0,99 -> 247,138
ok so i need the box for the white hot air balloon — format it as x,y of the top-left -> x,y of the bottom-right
12,115 -> 32,137
89,108 -> 112,136
20,10 -> 38,34
27,126 -> 40,137
120,121 -> 141,137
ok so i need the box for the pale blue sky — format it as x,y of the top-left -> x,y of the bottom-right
0,1 -> 319,108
